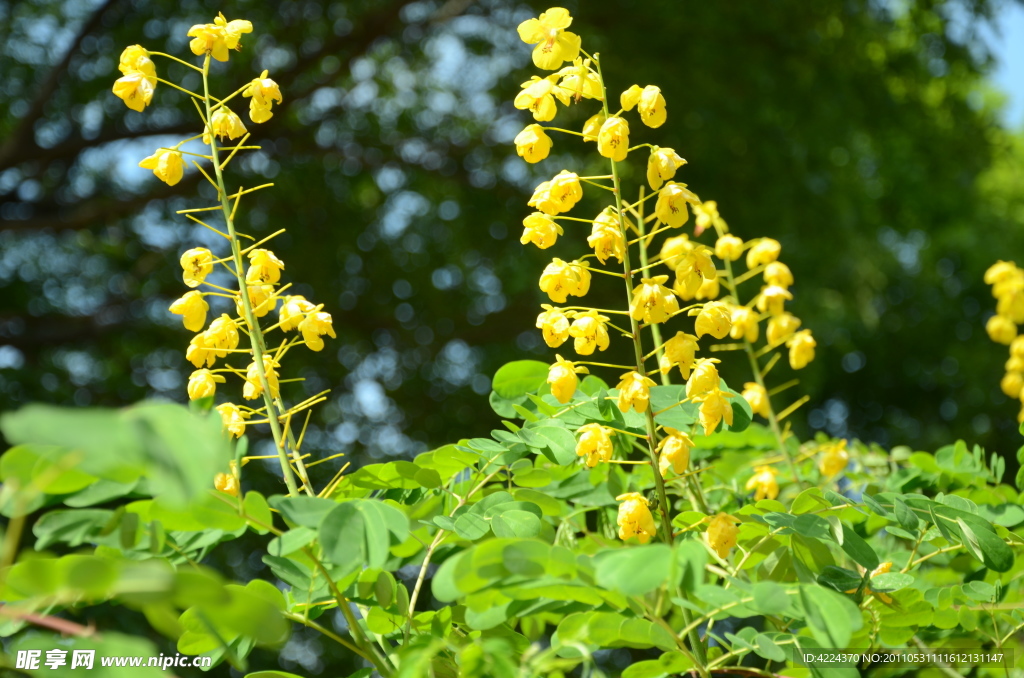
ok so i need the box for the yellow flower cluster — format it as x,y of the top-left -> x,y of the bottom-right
705,513 -> 740,558
985,261 -> 1024,421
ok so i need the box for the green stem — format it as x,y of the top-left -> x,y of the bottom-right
201,55 -> 298,497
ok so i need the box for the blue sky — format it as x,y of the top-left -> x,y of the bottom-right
991,1 -> 1024,127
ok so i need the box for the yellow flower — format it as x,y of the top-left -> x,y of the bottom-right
188,13 -> 253,62
187,368 -> 225,400
629,276 -> 679,324
582,112 -> 605,142
236,283 -> 277,318
556,57 -> 601,101
548,354 -> 587,403
1012,336 -> 1024,357
767,312 -> 801,345
207,314 -> 240,356
818,440 -> 849,477
659,234 -> 693,270
1001,372 -> 1024,398
138,148 -> 185,186
180,247 -> 214,288
660,331 -> 699,378
654,182 -> 700,228
517,7 -> 581,70
112,71 -> 156,112
203,106 -> 247,143
657,428 -> 693,477
279,295 -> 315,331
245,248 -> 285,284
985,260 -> 1019,286
997,284 -> 1024,324
214,471 -> 240,496
742,382 -> 770,418
514,124 -> 554,163
729,306 -> 759,343
673,244 -> 717,285
646,146 -> 687,191
787,329 -> 816,369
597,116 -> 630,162
987,315 -> 1017,345
576,423 -> 613,467
216,402 -> 249,439
169,290 -> 209,332
764,261 -> 793,288
242,70 -> 283,123
715,234 -> 744,261
746,465 -> 780,501
692,201 -> 724,237
536,305 -> 571,347
1010,356 -> 1024,373
520,212 -> 563,249
568,310 -> 610,355
615,492 -> 657,544
514,76 -> 560,122
621,84 -> 667,128
616,371 -> 656,413
528,170 -> 583,215
706,513 -> 739,558
118,45 -> 153,75
696,387 -> 734,435
186,332 -> 216,368
587,208 -> 626,263
539,258 -> 590,303
243,355 -> 281,400
299,311 -> 336,352
756,285 -> 793,317
746,238 -> 782,269
686,358 -> 721,399
695,277 -> 719,300
694,301 -> 732,339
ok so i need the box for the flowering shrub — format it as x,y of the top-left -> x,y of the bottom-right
0,8 -> 1022,678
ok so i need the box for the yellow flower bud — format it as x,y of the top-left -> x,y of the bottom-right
657,428 -> 693,477
207,314 -> 240,356
582,112 -> 605,142
180,247 -> 214,288
997,291 -> 1024,325
597,116 -> 630,162
187,368 -> 225,400
186,332 -> 216,368
1011,336 -> 1024,358
686,358 -> 721,399
654,182 -> 700,228
615,492 -> 657,544
1008,356 -> 1024,373
279,295 -> 315,331
214,472 -> 239,496
660,234 -> 693,270
521,212 -> 564,249
692,200 -> 723,236
203,106 -> 247,143
516,7 -> 581,70
536,305 -> 571,347
621,84 -> 643,111
756,285 -> 793,317
764,261 -> 794,288
715,234 -> 744,261
616,371 -> 656,413
637,85 -> 666,128
675,245 -> 717,283
568,310 -> 610,355
660,331 -> 699,378
540,258 -> 590,303
299,311 -> 336,352
742,382 -> 769,418
514,124 -> 554,163
587,217 -> 626,264
629,276 -> 679,324
514,76 -> 560,121
729,306 -> 759,343
695,277 -> 719,300
706,513 -> 739,558
746,238 -> 782,269
818,440 -> 849,477
696,387 -> 734,435
548,354 -> 587,404
986,315 -> 1017,345
786,329 -> 816,369
169,290 -> 210,332
745,465 -> 780,501
243,355 -> 281,400
985,260 -> 1019,286
216,402 -> 249,439
1002,372 -> 1024,399
767,312 -> 801,345
243,70 -> 283,123
112,50 -> 156,113
118,45 -> 152,75
576,423 -> 613,467
646,146 -> 687,190
139,148 -> 185,186
694,301 -> 732,339
528,170 -> 583,215
236,283 -> 277,318
187,13 -> 253,62
556,57 -> 602,101
246,248 -> 285,284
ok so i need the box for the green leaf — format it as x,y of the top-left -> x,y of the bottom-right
870,572 -> 914,593
492,360 -> 549,399
270,495 -> 338,528
956,517 -> 1014,572
319,502 -> 366,575
621,651 -> 695,678
595,544 -> 672,596
245,672 -> 307,678
523,424 -> 578,465
799,585 -> 861,647
490,510 -> 542,538
893,496 -> 919,531
816,566 -> 864,593
243,491 -> 273,534
839,527 -> 879,570
675,539 -> 708,592
750,581 -> 791,615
